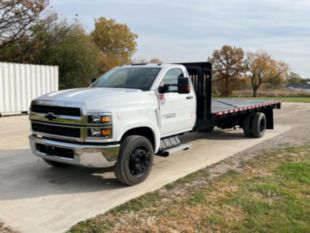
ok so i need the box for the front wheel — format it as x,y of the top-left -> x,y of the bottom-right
114,135 -> 154,186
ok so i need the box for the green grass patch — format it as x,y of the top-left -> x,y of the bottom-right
69,144 -> 310,233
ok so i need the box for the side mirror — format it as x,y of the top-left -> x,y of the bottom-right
158,85 -> 169,94
178,77 -> 190,94
91,78 -> 97,84
158,86 -> 165,94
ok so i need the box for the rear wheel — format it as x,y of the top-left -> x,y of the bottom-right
43,159 -> 70,167
114,135 -> 154,186
251,112 -> 266,138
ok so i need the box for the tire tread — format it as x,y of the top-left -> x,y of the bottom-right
115,135 -> 153,186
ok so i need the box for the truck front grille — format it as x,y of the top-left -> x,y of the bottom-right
31,104 -> 81,117
32,122 -> 81,138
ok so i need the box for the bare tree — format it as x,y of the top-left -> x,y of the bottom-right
0,0 -> 47,50
246,52 -> 288,97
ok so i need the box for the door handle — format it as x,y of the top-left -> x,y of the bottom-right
186,96 -> 194,100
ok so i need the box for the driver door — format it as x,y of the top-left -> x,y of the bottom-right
158,68 -> 196,136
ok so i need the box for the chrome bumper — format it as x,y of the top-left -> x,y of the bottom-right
29,135 -> 120,168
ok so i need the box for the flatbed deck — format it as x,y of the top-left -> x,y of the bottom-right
178,62 -> 281,131
212,99 -> 281,116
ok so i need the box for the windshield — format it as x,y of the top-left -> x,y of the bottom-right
91,67 -> 161,91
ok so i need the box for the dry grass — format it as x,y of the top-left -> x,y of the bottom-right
0,221 -> 16,233
69,144 -> 310,233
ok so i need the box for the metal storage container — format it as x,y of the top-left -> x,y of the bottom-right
0,62 -> 58,116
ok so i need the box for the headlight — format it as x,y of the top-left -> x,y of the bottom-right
88,127 -> 112,138
88,113 -> 112,124
87,113 -> 112,138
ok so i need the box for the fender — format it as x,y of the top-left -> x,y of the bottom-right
117,122 -> 161,153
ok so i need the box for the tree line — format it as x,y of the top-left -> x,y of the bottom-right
210,45 -> 291,97
1,1 -> 307,96
0,0 -> 138,89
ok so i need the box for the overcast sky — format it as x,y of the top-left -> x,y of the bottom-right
51,0 -> 310,78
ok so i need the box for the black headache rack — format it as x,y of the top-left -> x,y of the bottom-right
176,62 -> 213,129
175,62 -> 281,130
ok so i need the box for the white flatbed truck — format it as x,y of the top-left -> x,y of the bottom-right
29,62 -> 281,185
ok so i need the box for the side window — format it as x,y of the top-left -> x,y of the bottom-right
161,68 -> 184,92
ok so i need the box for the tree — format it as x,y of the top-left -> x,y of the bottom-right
0,0 -> 47,50
0,14 -> 57,62
91,17 -> 137,74
287,72 -> 306,85
0,0 -> 57,62
210,45 -> 245,97
132,57 -> 162,64
246,52 -> 288,97
29,21 -> 100,89
149,58 -> 162,64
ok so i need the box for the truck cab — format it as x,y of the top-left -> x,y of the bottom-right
29,63 -> 197,185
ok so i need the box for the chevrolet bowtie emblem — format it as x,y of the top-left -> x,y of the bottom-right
45,112 -> 58,120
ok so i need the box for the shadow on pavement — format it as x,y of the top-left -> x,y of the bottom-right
0,129 -> 252,201
181,128 -> 255,143
0,149 -> 125,201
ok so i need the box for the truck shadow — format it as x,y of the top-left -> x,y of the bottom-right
0,129 -> 254,201
181,128 -> 254,142
0,149 -> 125,201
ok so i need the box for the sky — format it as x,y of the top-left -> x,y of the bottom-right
50,0 -> 310,78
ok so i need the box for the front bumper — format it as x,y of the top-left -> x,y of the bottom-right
29,135 -> 120,168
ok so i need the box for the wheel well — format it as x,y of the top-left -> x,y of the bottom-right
121,127 -> 155,150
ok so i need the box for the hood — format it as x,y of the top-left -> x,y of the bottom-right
36,87 -> 157,112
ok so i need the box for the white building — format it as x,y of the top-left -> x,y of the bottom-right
0,62 -> 58,116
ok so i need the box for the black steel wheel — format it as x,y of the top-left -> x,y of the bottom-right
114,135 -> 154,186
129,147 -> 151,176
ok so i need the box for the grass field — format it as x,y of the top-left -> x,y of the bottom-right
69,144 -> 310,233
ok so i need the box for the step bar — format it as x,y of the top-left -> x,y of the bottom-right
157,143 -> 192,157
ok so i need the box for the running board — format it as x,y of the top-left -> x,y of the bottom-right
156,143 -> 192,157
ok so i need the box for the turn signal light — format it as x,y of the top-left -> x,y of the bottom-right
100,116 -> 111,124
101,128 -> 112,137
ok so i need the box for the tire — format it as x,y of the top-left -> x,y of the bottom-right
251,112 -> 266,138
43,159 -> 70,167
243,114 -> 253,137
114,135 -> 154,186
